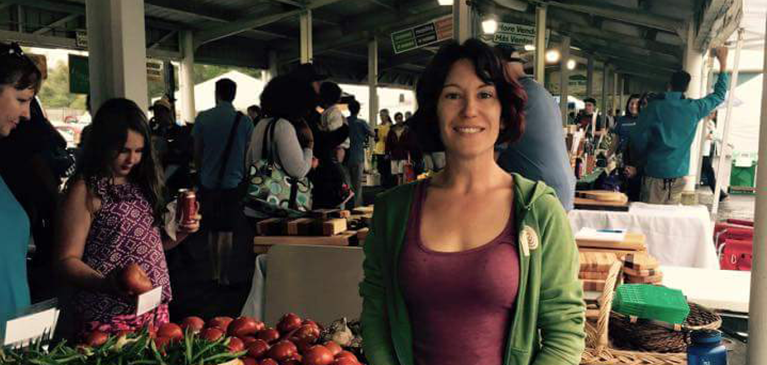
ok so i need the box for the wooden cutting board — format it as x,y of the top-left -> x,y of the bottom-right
623,266 -> 661,277
581,279 -> 607,292
576,190 -> 629,202
579,271 -> 610,280
625,272 -> 664,284
253,231 -> 359,249
623,252 -> 660,271
577,232 -> 646,251
579,252 -> 619,272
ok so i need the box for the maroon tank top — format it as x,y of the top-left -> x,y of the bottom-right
399,181 -> 520,365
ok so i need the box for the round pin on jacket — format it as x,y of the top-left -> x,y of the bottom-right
521,226 -> 539,251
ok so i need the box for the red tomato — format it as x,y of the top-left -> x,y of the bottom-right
153,336 -> 171,351
293,325 -> 320,341
85,330 -> 108,347
241,336 -> 258,346
242,357 -> 258,365
259,359 -> 279,365
201,328 -> 225,342
228,337 -> 246,353
323,341 -> 342,357
157,323 -> 183,341
247,339 -> 271,359
330,358 -> 359,365
267,340 -> 298,361
180,316 -> 205,334
277,313 -> 303,334
334,351 -> 358,362
229,317 -> 260,337
256,328 -> 281,344
208,316 -> 234,330
302,345 -> 334,365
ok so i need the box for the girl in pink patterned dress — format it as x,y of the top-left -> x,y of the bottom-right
55,98 -> 199,336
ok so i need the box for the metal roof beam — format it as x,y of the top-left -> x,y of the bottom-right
547,0 -> 685,36
149,29 -> 177,49
32,13 -> 79,35
195,0 -> 347,48
366,0 -> 396,10
144,0 -> 237,22
694,0 -> 742,49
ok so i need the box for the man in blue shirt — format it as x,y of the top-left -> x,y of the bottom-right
193,78 -> 253,285
345,99 -> 374,208
631,47 -> 729,204
494,45 -> 576,211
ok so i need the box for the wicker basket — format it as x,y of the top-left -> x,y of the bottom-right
609,301 -> 722,353
580,261 -> 688,365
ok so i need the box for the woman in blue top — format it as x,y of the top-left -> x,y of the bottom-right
0,42 -> 42,339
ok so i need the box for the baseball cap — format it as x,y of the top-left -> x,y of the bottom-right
151,97 -> 172,111
290,63 -> 329,82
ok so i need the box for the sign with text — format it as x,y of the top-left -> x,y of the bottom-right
391,16 -> 453,54
4,300 -> 60,348
493,22 -> 550,48
75,31 -> 88,49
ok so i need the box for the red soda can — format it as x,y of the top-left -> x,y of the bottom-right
177,189 -> 197,224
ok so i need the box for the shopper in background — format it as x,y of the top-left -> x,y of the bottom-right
612,94 -> 643,201
193,78 -> 254,285
247,105 -> 262,126
631,47 -> 729,205
360,38 -> 585,365
373,109 -> 393,187
700,110 -> 728,201
385,113 -> 414,185
245,75 -> 316,219
0,41 -> 41,340
573,97 -> 604,133
345,99 -> 374,207
55,98 -> 199,335
494,44 -> 575,211
319,81 -> 349,163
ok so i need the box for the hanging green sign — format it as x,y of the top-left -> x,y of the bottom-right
391,16 -> 453,54
69,54 -> 90,95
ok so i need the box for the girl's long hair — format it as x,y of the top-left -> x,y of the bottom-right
70,98 -> 164,224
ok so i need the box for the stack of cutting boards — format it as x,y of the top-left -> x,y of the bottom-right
574,190 -> 629,211
623,252 -> 662,285
253,208 -> 371,250
576,231 -> 648,258
579,252 -> 619,292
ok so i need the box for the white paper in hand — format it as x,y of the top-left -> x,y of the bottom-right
136,286 -> 162,316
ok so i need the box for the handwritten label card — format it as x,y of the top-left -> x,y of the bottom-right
136,286 -> 162,316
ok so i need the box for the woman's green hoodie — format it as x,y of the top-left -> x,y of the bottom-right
359,173 -> 586,365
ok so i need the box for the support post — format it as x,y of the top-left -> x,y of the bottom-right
300,10 -> 313,63
746,17 -> 767,365
601,63 -> 609,131
179,30 -> 196,124
586,55 -> 594,98
534,5 -> 547,84
611,70 -> 618,117
559,36 -> 570,126
86,0 -> 149,111
368,38 -> 379,127
713,28 -> 745,215
267,50 -> 279,80
453,0 -> 472,43
684,24 -> 705,191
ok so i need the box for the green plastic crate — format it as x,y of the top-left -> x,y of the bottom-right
730,159 -> 756,189
613,284 -> 690,324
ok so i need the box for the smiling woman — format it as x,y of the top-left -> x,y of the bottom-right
0,41 -> 42,340
360,39 -> 585,365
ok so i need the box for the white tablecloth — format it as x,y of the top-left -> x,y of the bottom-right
568,203 -> 719,269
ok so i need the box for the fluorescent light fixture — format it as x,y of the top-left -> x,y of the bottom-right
567,59 -> 577,70
545,49 -> 560,63
482,18 -> 498,34
524,44 -> 536,51
438,0 -> 452,5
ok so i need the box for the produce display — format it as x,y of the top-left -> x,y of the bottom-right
0,314 -> 366,365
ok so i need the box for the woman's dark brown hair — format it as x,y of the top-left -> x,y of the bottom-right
0,42 -> 42,93
415,38 -> 527,144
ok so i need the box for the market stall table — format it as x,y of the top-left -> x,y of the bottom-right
569,202 -> 719,269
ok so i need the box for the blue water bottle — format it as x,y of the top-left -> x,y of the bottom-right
687,329 -> 727,365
